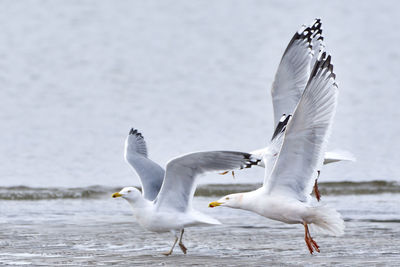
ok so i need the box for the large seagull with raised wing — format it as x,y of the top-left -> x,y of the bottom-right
210,51 -> 344,254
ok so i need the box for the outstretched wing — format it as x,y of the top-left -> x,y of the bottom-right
265,52 -> 338,202
271,19 -> 324,128
124,128 -> 165,201
324,150 -> 356,164
155,151 -> 261,212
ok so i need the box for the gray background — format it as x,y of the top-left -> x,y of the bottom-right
1,0 -> 399,187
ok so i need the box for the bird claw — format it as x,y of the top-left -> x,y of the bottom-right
313,170 -> 321,201
306,236 -> 320,254
310,238 -> 320,253
305,238 -> 314,254
179,243 -> 187,254
304,223 -> 320,255
313,179 -> 321,201
162,251 -> 172,256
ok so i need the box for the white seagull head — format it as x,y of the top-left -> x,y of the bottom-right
112,187 -> 142,203
208,193 -> 244,209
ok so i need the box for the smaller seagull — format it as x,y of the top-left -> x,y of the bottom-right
209,52 -> 344,254
112,129 -> 261,256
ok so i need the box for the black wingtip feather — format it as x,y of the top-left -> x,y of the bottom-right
240,153 -> 262,169
328,62 -> 334,73
323,55 -> 331,69
282,19 -> 324,58
129,128 -> 143,138
271,114 -> 292,141
308,51 -> 336,87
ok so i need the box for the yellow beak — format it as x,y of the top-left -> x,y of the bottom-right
112,192 -> 122,198
208,201 -> 221,208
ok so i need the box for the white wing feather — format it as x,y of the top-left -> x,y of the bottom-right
265,52 -> 338,202
155,151 -> 260,212
271,19 -> 324,128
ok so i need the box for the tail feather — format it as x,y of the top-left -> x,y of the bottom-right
308,205 -> 344,236
192,211 -> 221,226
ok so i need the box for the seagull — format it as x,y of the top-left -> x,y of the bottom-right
255,19 -> 354,164
112,129 -> 261,256
222,19 -> 354,200
209,52 -> 344,254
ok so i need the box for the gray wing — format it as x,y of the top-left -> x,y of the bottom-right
265,52 -> 338,202
271,19 -> 324,128
124,128 -> 165,201
154,151 -> 261,212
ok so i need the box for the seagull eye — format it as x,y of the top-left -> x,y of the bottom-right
128,190 -> 131,193
225,197 -> 230,200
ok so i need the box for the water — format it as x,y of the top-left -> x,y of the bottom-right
1,0 -> 400,265
0,181 -> 399,200
1,192 -> 399,265
1,183 -> 400,265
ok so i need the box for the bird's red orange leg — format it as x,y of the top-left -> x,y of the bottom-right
219,171 -> 235,179
304,222 -> 320,253
313,170 -> 321,201
303,223 -> 314,254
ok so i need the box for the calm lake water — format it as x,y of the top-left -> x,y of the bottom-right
1,0 -> 400,266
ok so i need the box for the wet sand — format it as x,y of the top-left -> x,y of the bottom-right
1,196 -> 399,266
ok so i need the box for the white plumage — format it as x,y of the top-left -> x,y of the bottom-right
210,51 -> 344,254
114,130 -> 260,255
247,19 -> 354,188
